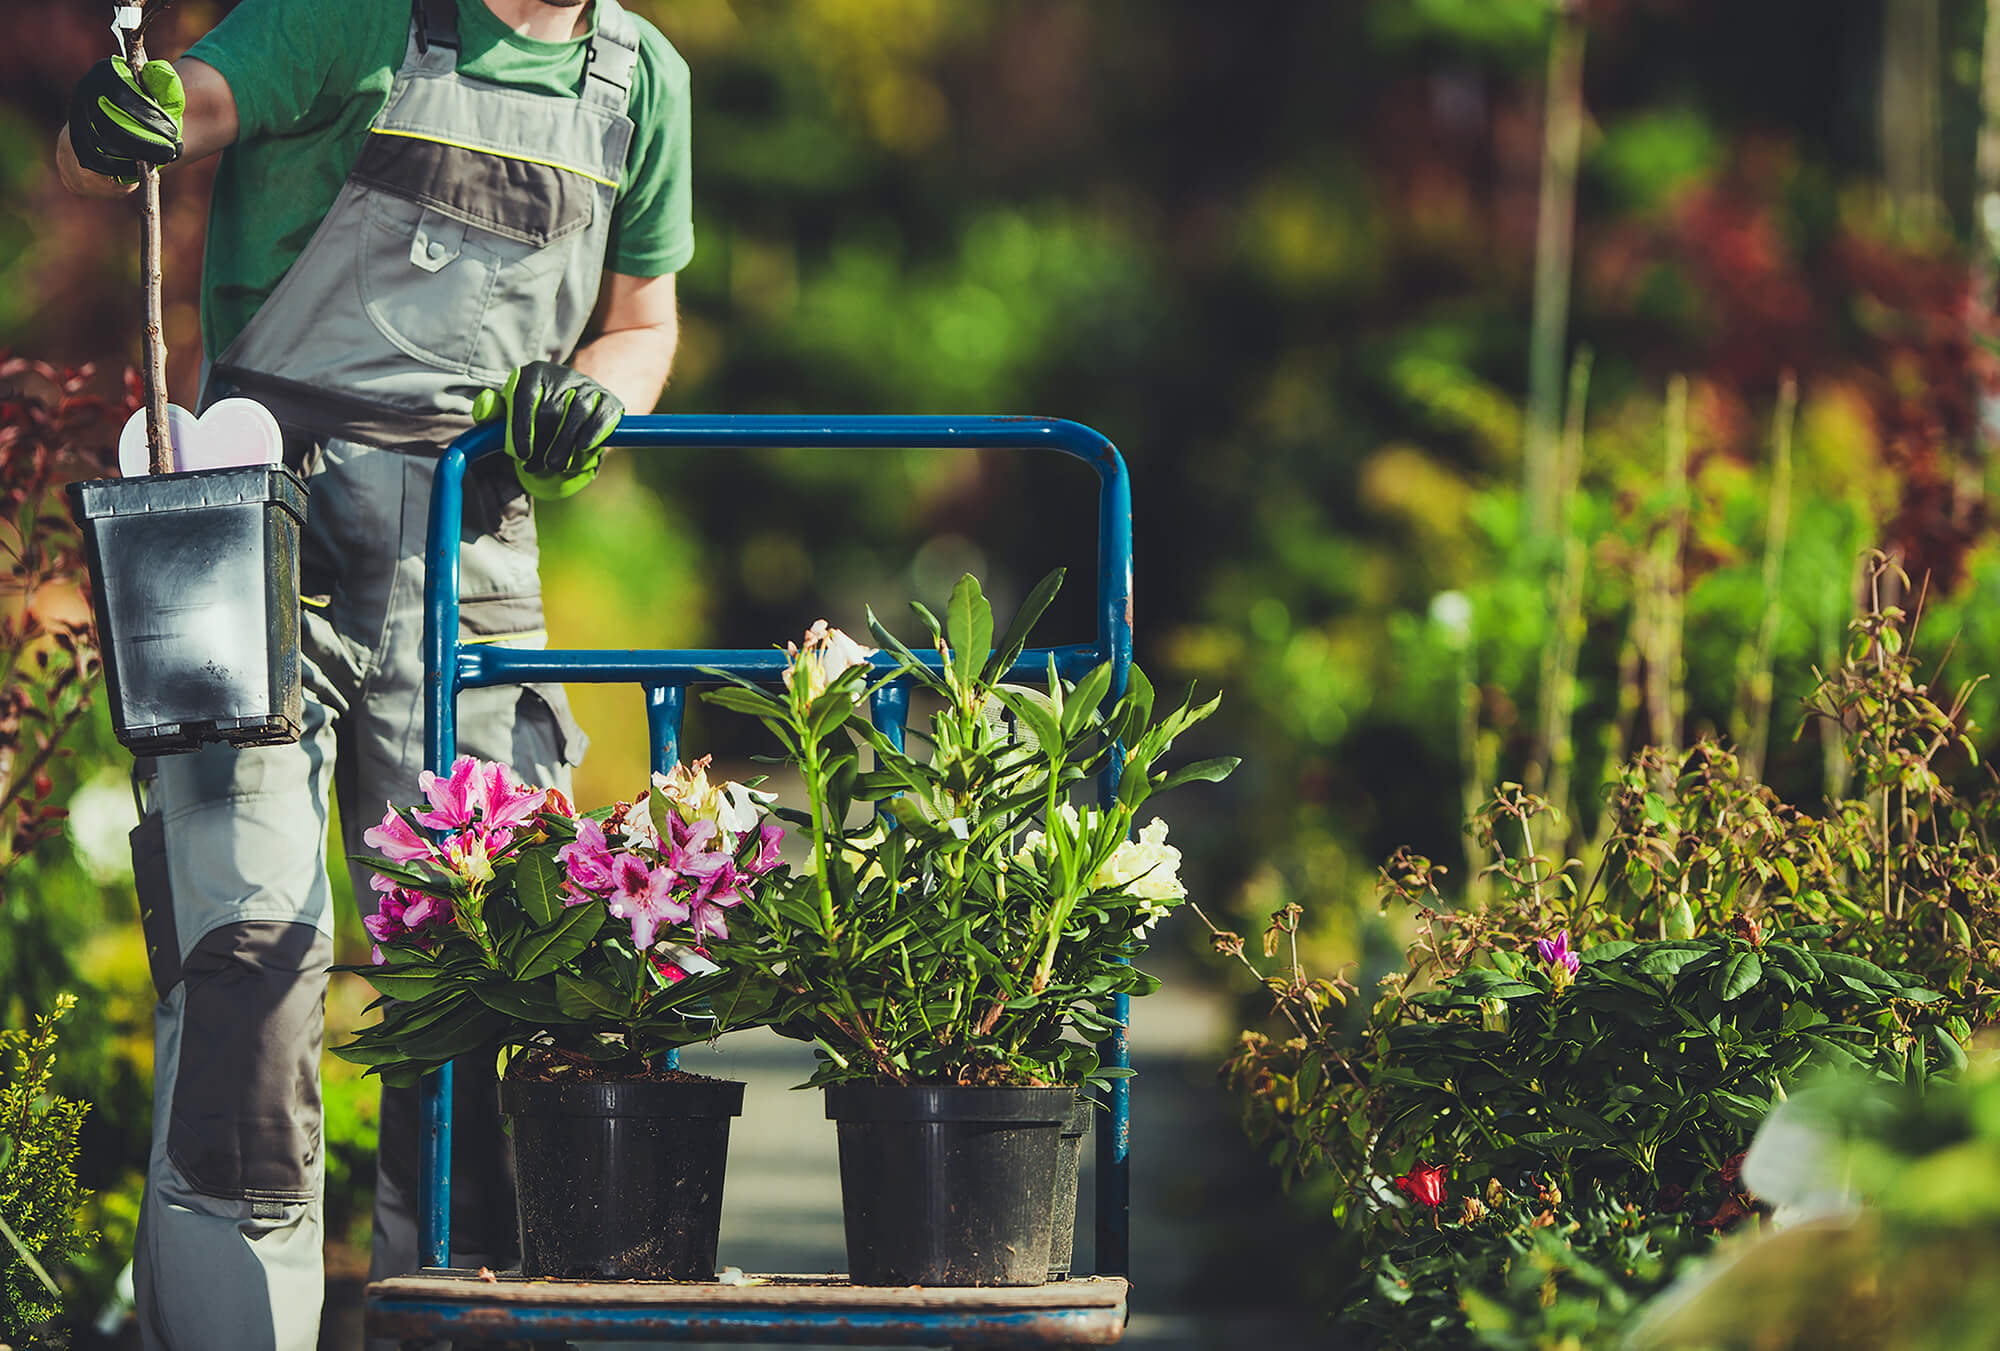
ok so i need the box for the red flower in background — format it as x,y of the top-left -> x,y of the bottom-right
1394,1162 -> 1448,1209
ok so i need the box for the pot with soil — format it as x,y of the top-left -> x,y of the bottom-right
502,1057 -> 744,1280
826,1083 -> 1073,1286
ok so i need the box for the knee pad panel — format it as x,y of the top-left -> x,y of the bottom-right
168,920 -> 331,1202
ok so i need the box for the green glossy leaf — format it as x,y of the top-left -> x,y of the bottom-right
511,901 -> 604,981
514,845 -> 566,926
1063,661 -> 1115,740
985,567 -> 1065,682
475,984 -> 567,1021
1633,945 -> 1710,979
1714,951 -> 1762,1002
1812,951 -> 1899,988
946,573 -> 992,694
556,971 -> 628,1020
362,969 -> 455,1002
1152,755 -> 1240,795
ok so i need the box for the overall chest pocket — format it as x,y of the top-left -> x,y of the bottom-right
351,132 -> 599,381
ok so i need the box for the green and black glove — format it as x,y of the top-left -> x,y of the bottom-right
472,361 -> 623,500
69,58 -> 184,181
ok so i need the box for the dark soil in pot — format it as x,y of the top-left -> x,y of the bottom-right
825,1083 -> 1072,1287
500,1072 -> 744,1280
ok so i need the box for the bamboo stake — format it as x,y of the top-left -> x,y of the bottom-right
1735,373 -> 1797,783
1523,2 -> 1586,537
126,9 -> 172,476
1643,377 -> 1690,774
1532,347 -> 1592,829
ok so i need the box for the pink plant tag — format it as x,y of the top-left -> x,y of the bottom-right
117,397 -> 284,477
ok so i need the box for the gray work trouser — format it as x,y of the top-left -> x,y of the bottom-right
130,438 -> 583,1351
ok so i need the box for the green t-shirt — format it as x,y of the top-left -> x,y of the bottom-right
185,0 -> 692,360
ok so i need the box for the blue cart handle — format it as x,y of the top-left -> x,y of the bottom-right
417,414 -> 1135,1280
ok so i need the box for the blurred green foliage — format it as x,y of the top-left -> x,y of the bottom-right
4,0 -> 2000,1328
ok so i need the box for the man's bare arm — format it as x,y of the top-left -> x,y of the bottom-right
57,58 -> 239,199
570,271 -> 681,415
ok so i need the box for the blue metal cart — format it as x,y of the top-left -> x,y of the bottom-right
364,414 -> 1137,1346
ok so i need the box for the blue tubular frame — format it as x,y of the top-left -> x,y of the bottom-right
419,415 -> 1135,1287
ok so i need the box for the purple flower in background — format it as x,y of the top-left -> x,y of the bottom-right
1535,929 -> 1580,984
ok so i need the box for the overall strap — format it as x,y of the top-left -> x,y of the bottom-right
581,1 -> 639,110
408,0 -> 459,70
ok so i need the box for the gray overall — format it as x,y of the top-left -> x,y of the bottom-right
131,3 -> 635,1346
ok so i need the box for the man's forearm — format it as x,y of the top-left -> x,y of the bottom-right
57,124 -> 136,198
570,319 -> 679,418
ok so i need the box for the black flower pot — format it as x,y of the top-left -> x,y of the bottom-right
825,1083 -> 1072,1287
1048,1093 -> 1094,1280
67,466 -> 308,756
500,1076 -> 744,1280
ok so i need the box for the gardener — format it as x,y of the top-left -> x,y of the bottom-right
57,0 -> 691,1345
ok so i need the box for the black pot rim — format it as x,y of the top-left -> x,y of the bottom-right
500,1076 -> 745,1119
824,1082 -> 1076,1124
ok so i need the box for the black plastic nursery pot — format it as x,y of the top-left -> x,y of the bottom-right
1047,1093 -> 1094,1281
67,466 -> 308,756
500,1076 -> 745,1281
825,1083 -> 1073,1287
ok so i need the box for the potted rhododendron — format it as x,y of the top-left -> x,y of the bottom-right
335,754 -> 784,1280
704,571 -> 1235,1286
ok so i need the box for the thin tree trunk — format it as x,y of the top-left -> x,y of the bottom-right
130,28 -> 172,476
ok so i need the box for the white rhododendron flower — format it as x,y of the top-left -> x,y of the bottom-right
652,756 -> 773,843
784,620 -> 877,703
1097,817 -> 1186,904
1018,809 -> 1187,935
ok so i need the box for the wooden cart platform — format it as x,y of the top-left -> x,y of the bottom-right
366,1270 -> 1131,1346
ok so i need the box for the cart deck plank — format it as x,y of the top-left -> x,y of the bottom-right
366,1271 -> 1131,1345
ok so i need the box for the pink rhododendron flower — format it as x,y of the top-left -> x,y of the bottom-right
363,807 -> 434,863
478,760 -> 548,831
441,825 -> 508,885
696,860 -> 747,909
413,755 -> 487,831
363,882 -> 408,944
607,853 -> 690,950
558,818 -> 617,894
689,898 -> 732,941
364,874 -> 455,946
743,819 -> 784,876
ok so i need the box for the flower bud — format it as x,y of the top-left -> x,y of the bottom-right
1665,895 -> 1696,940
